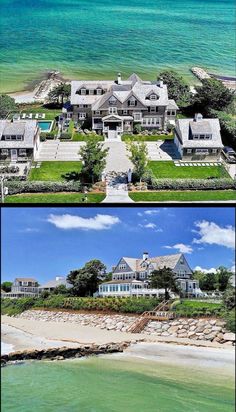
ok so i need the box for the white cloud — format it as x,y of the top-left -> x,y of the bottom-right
139,222 -> 156,229
164,243 -> 193,254
19,228 -> 40,233
193,220 -> 235,249
137,212 -> 143,217
47,214 -> 120,230
231,264 -> 235,274
194,266 -> 217,274
144,210 -> 160,215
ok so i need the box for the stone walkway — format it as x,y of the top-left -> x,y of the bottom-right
103,171 -> 133,203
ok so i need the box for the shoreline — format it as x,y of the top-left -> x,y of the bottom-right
2,314 -> 235,353
4,66 -> 235,103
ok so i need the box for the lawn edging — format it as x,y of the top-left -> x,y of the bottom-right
129,190 -> 236,202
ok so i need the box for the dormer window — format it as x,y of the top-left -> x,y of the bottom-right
109,96 -> 117,105
89,89 -> 94,95
129,98 -> 136,107
97,88 -> 102,95
81,88 -> 86,95
150,94 -> 157,100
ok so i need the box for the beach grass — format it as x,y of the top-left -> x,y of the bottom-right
29,161 -> 82,181
148,161 -> 229,179
129,190 -> 236,202
5,193 -> 105,203
121,134 -> 174,142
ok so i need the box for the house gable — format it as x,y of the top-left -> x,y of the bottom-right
113,258 -> 135,274
173,254 -> 193,276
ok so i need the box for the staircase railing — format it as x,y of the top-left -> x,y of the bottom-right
127,299 -> 174,333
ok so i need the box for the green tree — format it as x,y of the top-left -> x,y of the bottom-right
223,287 -> 235,310
0,95 -> 17,119
127,140 -> 148,182
79,137 -> 109,183
48,83 -> 71,105
157,70 -> 190,106
193,271 -> 217,291
216,266 -> 232,292
52,285 -> 70,295
193,78 -> 234,111
149,267 -> 179,300
67,259 -> 106,296
1,281 -> 12,292
40,290 -> 50,299
102,272 -> 112,282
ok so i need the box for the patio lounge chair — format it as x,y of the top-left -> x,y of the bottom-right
35,113 -> 39,119
21,113 -> 26,119
42,113 -> 45,119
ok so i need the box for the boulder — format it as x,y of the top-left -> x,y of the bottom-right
223,333 -> 235,342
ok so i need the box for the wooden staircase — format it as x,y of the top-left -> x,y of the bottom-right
127,300 -> 175,333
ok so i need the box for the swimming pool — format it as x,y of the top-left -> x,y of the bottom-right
37,121 -> 53,132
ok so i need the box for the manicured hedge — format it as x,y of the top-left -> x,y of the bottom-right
6,181 -> 82,195
145,178 -> 235,191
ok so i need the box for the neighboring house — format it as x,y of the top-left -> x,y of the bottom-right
70,73 -> 178,139
174,113 -> 223,161
2,277 -> 39,298
0,120 -> 40,162
99,252 -> 202,298
38,276 -> 72,293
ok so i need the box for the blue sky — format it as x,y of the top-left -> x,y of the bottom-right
1,207 -> 235,284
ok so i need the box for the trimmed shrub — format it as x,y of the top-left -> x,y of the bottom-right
223,287 -> 236,310
224,309 -> 236,333
145,177 -> 235,191
6,181 -> 82,195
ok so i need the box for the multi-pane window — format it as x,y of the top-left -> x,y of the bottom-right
109,107 -> 117,114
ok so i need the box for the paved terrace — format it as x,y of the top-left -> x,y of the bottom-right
35,140 -> 179,170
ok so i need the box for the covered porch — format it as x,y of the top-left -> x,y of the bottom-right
102,115 -> 133,138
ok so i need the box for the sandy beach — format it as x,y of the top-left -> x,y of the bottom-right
2,315 -> 235,359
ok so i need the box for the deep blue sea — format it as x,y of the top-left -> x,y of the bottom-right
0,0 -> 235,92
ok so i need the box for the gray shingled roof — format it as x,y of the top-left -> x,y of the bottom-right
0,120 -> 38,149
175,118 -> 223,148
38,277 -> 71,289
15,277 -> 37,282
167,99 -> 179,110
71,74 -> 174,110
190,120 -> 212,135
121,253 -> 182,272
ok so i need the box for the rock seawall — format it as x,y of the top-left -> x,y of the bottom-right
144,318 -> 235,344
1,341 -> 131,366
15,310 -> 235,345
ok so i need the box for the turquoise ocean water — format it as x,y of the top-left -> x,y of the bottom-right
1,356 -> 235,412
0,0 -> 235,92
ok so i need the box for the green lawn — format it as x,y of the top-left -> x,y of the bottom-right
121,134 -> 174,142
29,161 -> 82,181
173,299 -> 223,317
148,161 -> 229,179
5,193 -> 105,203
129,190 -> 236,202
18,106 -> 61,120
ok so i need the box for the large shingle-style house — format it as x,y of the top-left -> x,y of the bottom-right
0,120 -> 40,161
174,114 -> 223,161
38,276 -> 72,293
71,73 -> 178,139
99,252 -> 202,298
2,277 -> 39,299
